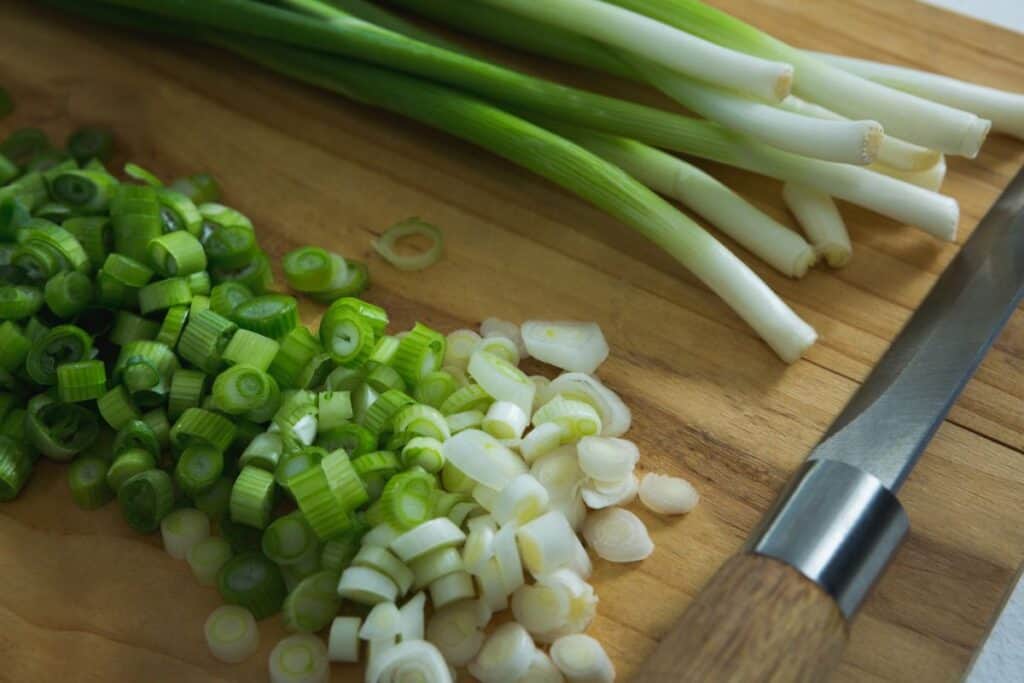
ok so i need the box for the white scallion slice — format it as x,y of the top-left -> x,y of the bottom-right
187,536 -> 232,587
552,492 -> 588,533
467,349 -> 535,415
577,436 -> 639,482
445,329 -> 482,370
534,570 -> 598,643
205,605 -> 259,664
521,321 -> 609,374
337,566 -> 399,605
160,507 -> 210,560
531,447 -> 585,501
511,583 -> 571,637
782,182 -> 852,268
291,414 -> 318,446
493,474 -> 549,526
516,511 -> 578,577
362,523 -> 402,548
268,633 -> 329,683
390,518 -> 467,562
353,545 -> 415,596
443,429 -> 527,490
639,473 -> 700,515
368,636 -> 398,675
410,547 -> 465,589
360,602 -> 402,641
482,400 -> 529,440
430,570 -> 476,609
582,507 -> 654,563
581,474 -> 639,510
494,522 -> 526,594
446,409 -> 486,433
532,396 -> 602,444
468,621 -> 535,683
521,423 -> 564,464
521,650 -> 566,683
448,501 -> 484,528
328,617 -> 361,663
569,536 -> 593,580
475,558 -> 510,612
550,634 -> 614,683
398,592 -> 427,642
478,335 -> 520,365
481,317 -> 527,356
547,372 -> 630,437
373,218 -> 444,271
366,639 -> 453,683
463,515 -> 498,575
427,600 -> 486,667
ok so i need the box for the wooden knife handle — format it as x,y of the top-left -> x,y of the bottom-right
634,553 -> 849,682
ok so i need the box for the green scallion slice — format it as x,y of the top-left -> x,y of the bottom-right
0,284 -> 44,321
168,369 -> 207,420
210,281 -> 253,318
97,385 -> 141,430
66,126 -> 114,163
0,435 -> 34,501
118,469 -> 174,534
170,173 -> 220,204
25,400 -> 99,462
112,419 -> 160,457
109,311 -> 160,346
68,455 -> 114,509
376,467 -> 436,530
175,444 -> 224,497
156,188 -> 202,236
148,230 -> 207,276
170,407 -> 236,454
262,511 -> 318,566
392,322 -> 446,385
138,277 -> 192,315
217,551 -> 287,620
177,309 -> 238,374
282,246 -> 338,292
49,169 -> 119,212
56,360 -> 107,403
0,321 -> 30,372
232,294 -> 299,338
110,184 -> 162,263
213,364 -> 276,415
106,448 -> 157,493
222,329 -> 279,372
282,570 -> 341,633
230,466 -> 277,529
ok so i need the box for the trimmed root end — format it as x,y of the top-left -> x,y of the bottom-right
959,116 -> 992,158
773,66 -> 795,102
790,245 -> 819,279
817,244 -> 852,268
861,123 -> 885,165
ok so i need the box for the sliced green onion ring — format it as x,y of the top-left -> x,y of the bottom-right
373,218 -> 444,271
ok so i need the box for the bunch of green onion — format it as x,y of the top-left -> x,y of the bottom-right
42,0 -> 1024,363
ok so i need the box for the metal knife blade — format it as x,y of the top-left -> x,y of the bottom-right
749,166 -> 1024,619
809,167 -> 1024,491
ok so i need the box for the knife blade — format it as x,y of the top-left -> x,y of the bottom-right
636,167 -> 1024,682
809,167 -> 1024,490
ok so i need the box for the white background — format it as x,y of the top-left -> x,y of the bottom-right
924,0 -> 1024,33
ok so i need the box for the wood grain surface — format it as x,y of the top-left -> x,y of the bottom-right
1,1 -> 1022,681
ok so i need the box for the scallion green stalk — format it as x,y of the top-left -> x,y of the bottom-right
603,0 -> 991,156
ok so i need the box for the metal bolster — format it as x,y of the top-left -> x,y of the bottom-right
747,459 -> 909,619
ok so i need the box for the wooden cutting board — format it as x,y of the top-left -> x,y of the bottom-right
1,1 -> 1022,681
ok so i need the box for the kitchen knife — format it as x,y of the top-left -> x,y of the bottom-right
635,166 -> 1024,682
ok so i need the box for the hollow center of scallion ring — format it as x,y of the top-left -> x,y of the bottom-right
331,321 -> 359,356
57,177 -> 96,205
282,644 -> 315,673
160,207 -> 183,233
